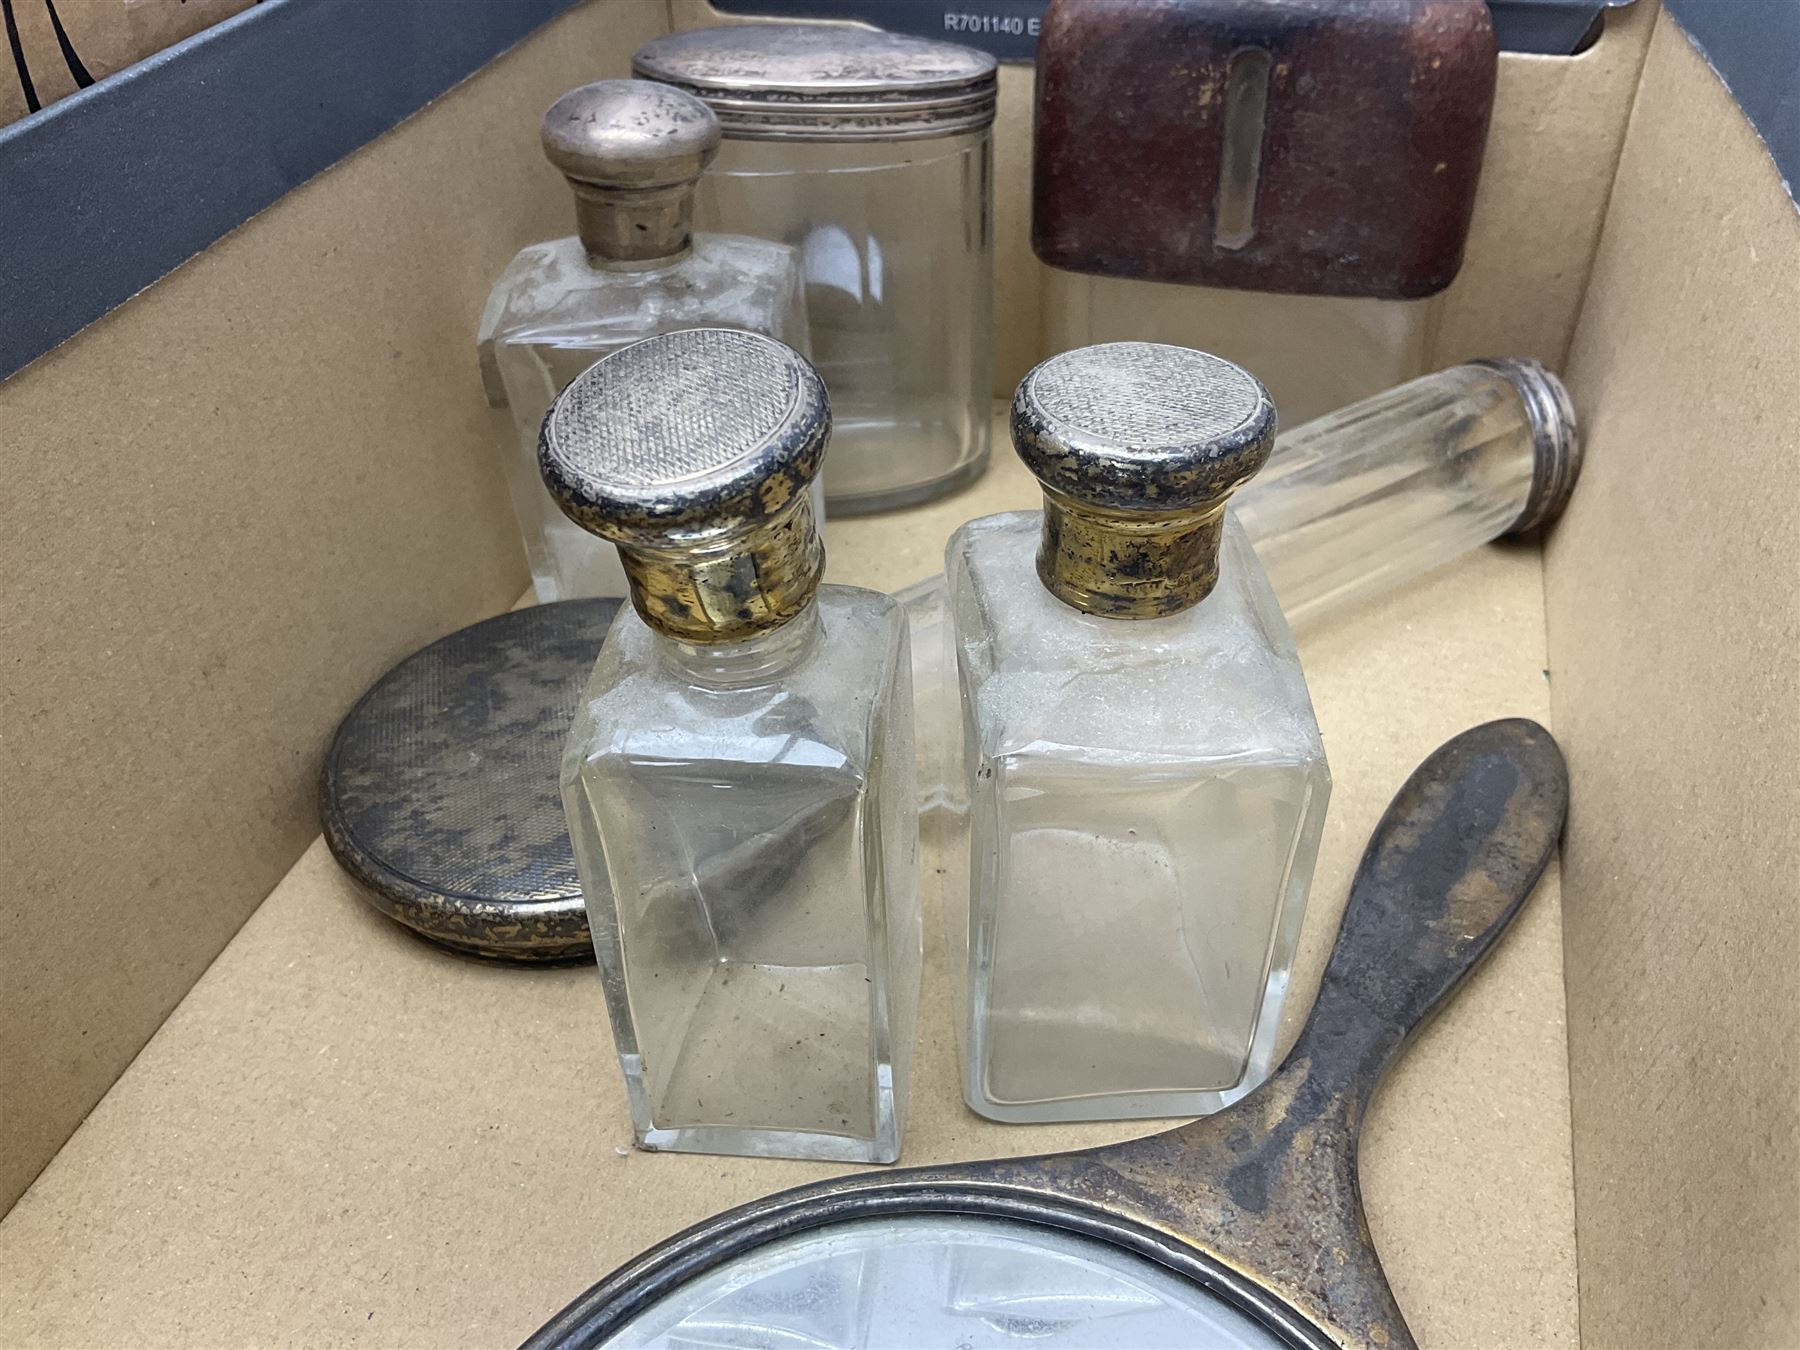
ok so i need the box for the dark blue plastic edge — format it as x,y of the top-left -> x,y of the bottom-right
708,0 -> 1638,62
0,0 -> 581,384
1665,0 -> 1800,203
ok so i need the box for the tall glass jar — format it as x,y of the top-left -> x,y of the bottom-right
634,24 -> 997,515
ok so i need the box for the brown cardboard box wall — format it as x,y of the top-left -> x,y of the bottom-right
0,1 -> 1794,1345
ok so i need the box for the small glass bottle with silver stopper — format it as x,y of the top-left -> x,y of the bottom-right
945,342 -> 1330,1123
479,79 -> 811,602
911,356 -> 1580,817
543,327 -> 920,1165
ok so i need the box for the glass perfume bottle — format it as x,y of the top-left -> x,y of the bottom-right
478,79 -> 812,602
912,357 -> 1579,815
542,327 -> 920,1165
946,342 -> 1330,1124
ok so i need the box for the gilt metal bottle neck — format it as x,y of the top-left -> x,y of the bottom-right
1037,488 -> 1229,620
656,591 -> 822,685
619,495 -> 824,645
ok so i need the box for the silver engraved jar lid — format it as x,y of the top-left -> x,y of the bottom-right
1012,342 -> 1278,512
632,23 -> 998,142
541,79 -> 722,191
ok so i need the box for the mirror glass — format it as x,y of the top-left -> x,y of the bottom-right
607,1214 -> 1290,1348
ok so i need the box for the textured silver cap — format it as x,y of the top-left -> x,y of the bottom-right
633,24 -> 998,142
540,328 -> 827,544
1012,342 -> 1277,512
1012,343 -> 1278,618
540,330 -> 830,643
541,79 -> 721,190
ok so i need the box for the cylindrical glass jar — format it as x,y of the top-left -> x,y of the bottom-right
633,24 -> 997,516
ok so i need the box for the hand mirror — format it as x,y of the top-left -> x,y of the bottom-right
524,719 -> 1568,1350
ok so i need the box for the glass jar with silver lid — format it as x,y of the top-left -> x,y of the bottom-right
633,23 -> 998,515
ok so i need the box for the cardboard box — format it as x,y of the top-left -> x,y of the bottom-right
0,0 -> 1792,1345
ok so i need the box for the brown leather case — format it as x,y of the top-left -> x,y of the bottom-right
1032,0 -> 1498,300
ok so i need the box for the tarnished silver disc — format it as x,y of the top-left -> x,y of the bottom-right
321,599 -> 618,962
1026,344 -> 1267,451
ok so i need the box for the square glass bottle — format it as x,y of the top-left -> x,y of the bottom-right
908,356 -> 1579,817
478,80 -> 812,601
541,327 -> 920,1164
946,343 -> 1330,1123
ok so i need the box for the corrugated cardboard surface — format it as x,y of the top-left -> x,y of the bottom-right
0,0 -> 666,1213
1549,13 -> 1800,1347
0,435 -> 1577,1348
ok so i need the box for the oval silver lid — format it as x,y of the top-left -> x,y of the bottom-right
632,23 -> 998,142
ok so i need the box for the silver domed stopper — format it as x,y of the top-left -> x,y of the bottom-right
1011,342 -> 1277,618
541,80 -> 722,264
539,329 -> 829,643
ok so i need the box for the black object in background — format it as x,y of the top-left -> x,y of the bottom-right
709,0 -> 1636,59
